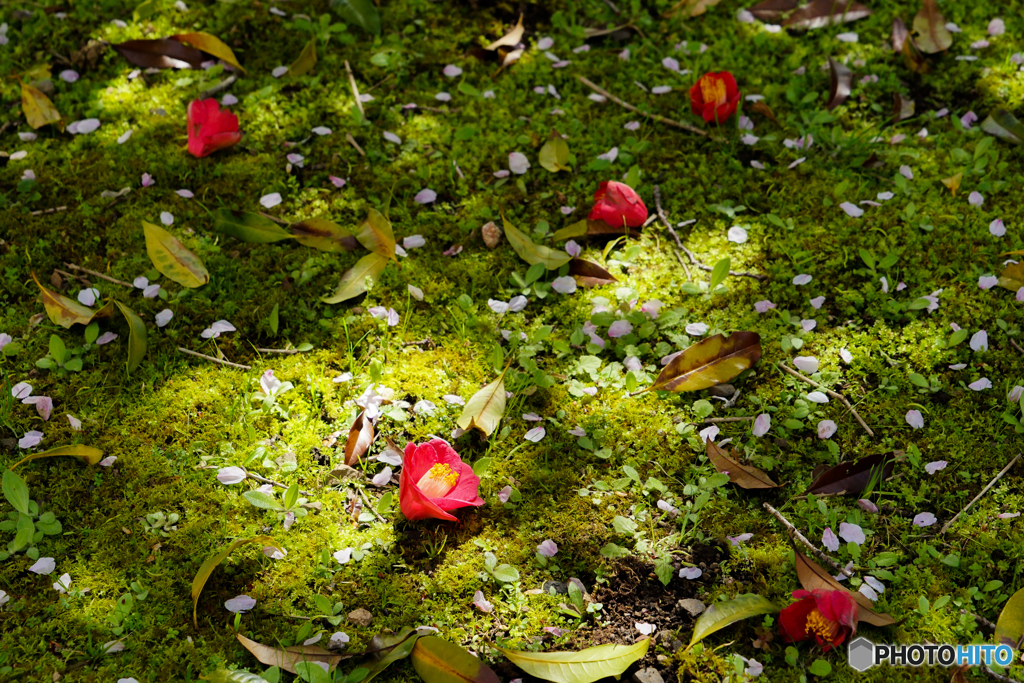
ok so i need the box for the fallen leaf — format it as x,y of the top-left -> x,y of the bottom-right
504,217 -> 572,270
289,217 -> 359,252
551,219 -> 639,242
689,594 -> 778,646
647,332 -> 763,393
746,0 -> 800,22
912,0 -> 952,53
411,636 -> 501,683
236,633 -> 345,675
200,669 -> 274,683
114,300 -> 148,373
569,258 -> 617,287
213,209 -> 294,243
31,272 -> 97,328
11,445 -> 104,468
826,57 -> 852,111
289,37 -> 317,78
995,587 -> 1024,648
893,93 -> 915,123
891,18 -> 909,52
981,108 -> 1024,145
20,80 -> 62,130
355,209 -> 397,260
664,0 -> 723,19
330,0 -> 381,35
495,639 -> 649,683
997,260 -> 1024,292
901,35 -> 931,74
143,222 -> 210,288
322,252 -> 389,304
170,32 -> 246,73
794,550 -> 896,627
359,627 -> 433,682
344,410 -> 375,466
783,0 -> 871,29
111,38 -> 206,69
706,439 -> 778,489
484,13 -> 525,50
192,536 -> 282,627
941,173 -> 962,195
539,130 -> 571,173
456,369 -> 507,437
806,453 -> 895,495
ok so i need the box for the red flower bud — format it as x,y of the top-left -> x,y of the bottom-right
689,72 -> 741,124
398,439 -> 483,522
187,99 -> 242,158
587,181 -> 648,228
779,589 -> 858,651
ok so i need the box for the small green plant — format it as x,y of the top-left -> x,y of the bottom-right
0,470 -> 62,560
242,483 -> 310,528
482,551 -> 520,584
36,334 -> 83,372
141,511 -> 179,537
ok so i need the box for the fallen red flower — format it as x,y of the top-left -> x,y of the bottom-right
689,71 -> 741,124
588,180 -> 648,228
779,588 -> 858,651
398,439 -> 483,522
187,98 -> 242,158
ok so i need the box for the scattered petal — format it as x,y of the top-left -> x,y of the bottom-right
224,595 -> 256,613
925,460 -> 947,475
754,300 -> 776,313
30,557 -> 56,574
728,226 -> 748,243
792,274 -> 812,286
217,467 -> 246,485
913,512 -> 937,527
524,426 -> 546,442
679,567 -> 702,579
838,522 -> 865,545
260,192 -> 282,209
806,391 -> 828,404
551,276 -> 577,294
537,540 -> 558,557
608,320 -> 632,338
968,191 -> 984,207
817,420 -> 837,439
19,430 -> 43,449
840,202 -> 864,218
968,378 -> 992,391
822,527 -> 839,552
509,152 -> 530,174
978,276 -> 998,290
793,356 -> 819,374
752,413 -> 771,437
473,590 -> 493,613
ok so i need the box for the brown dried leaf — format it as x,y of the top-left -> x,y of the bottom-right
647,332 -> 762,393
794,551 -> 896,627
912,0 -> 953,53
289,217 -> 359,252
569,258 -> 617,287
783,0 -> 871,30
891,18 -> 909,52
826,58 -> 852,111
706,439 -> 778,489
170,31 -> 246,73
236,634 -> 346,675
111,38 -> 206,69
746,0 -> 800,22
344,411 -> 375,466
893,93 -> 915,123
806,453 -> 895,496
749,101 -> 779,125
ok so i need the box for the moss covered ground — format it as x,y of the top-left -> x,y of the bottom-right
1,0 -> 1023,681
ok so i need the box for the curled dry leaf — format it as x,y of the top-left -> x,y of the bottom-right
456,370 -> 507,437
706,439 -> 778,489
472,14 -> 525,68
826,57 -> 852,111
941,173 -> 962,195
981,109 -> 1024,145
783,0 -> 871,30
912,0 -> 953,54
170,32 -> 246,73
289,37 -> 317,78
289,217 -> 359,252
21,80 -> 62,130
411,636 -> 501,683
11,445 -> 104,468
891,18 -> 909,52
143,222 -> 210,288
893,93 -> 915,123
794,550 -> 896,627
749,100 -> 779,126
192,536 -> 283,626
806,452 -> 895,495
113,300 -> 148,373
504,218 -> 572,270
568,258 -> 616,287
236,633 -> 346,675
901,36 -> 930,74
344,410 -> 375,466
646,332 -> 762,393
112,38 -> 206,69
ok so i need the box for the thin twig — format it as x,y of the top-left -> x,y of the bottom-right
30,206 -> 67,216
982,665 -> 1020,683
777,363 -> 875,437
938,453 -> 1021,535
764,503 -> 853,577
691,416 -> 754,425
577,76 -> 712,139
965,611 -> 996,632
63,263 -> 133,288
346,133 -> 366,157
256,347 -> 300,355
197,74 -> 237,100
653,185 -> 684,248
359,488 -> 387,523
601,0 -> 622,13
403,338 -> 435,348
677,243 -> 767,281
246,470 -> 313,497
345,60 -> 364,116
54,268 -> 92,287
1010,338 -> 1024,355
177,347 -> 252,370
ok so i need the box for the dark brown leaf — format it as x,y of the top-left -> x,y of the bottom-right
891,18 -> 909,52
826,58 -> 852,111
344,411 -> 375,466
749,101 -> 779,125
794,550 -> 896,627
860,153 -> 884,169
746,0 -> 800,22
783,0 -> 871,29
706,439 -> 778,489
289,217 -> 359,252
552,218 -> 640,242
912,0 -> 953,53
647,332 -> 762,393
893,93 -> 915,123
111,38 -> 205,69
569,258 -> 617,287
806,452 -> 895,496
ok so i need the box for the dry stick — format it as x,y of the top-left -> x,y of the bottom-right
345,60 -> 364,116
764,502 -> 854,577
54,268 -> 92,287
777,363 -> 875,437
577,76 -> 712,139
653,185 -> 684,249
346,133 -> 366,157
938,453 -> 1022,536
966,611 -> 996,632
64,263 -> 133,288
679,243 -> 766,281
359,488 -> 387,523
247,470 -> 313,497
702,416 -> 754,424
177,346 -> 252,370
256,347 -> 301,355
673,249 -> 692,280
1010,338 -> 1024,355
982,666 -> 1020,683
30,206 -> 67,216
197,74 -> 237,100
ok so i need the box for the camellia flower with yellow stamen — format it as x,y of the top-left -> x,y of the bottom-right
779,588 -> 858,651
398,439 -> 484,522
689,71 -> 741,124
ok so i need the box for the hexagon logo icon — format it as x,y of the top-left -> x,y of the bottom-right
848,637 -> 875,672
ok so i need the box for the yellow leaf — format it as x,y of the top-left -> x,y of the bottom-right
322,252 -> 389,304
31,272 -> 95,328
21,80 -> 62,130
503,217 -> 571,270
170,32 -> 246,73
289,37 -> 317,78
539,130 -> 571,173
355,208 -> 397,260
456,370 -> 507,437
647,332 -> 763,393
11,445 -> 104,468
143,222 -> 209,288
941,173 -> 962,195
114,300 -> 148,373
290,217 -> 359,252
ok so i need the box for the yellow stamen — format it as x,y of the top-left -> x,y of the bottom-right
416,463 -> 459,499
805,608 -> 840,642
699,77 -> 728,106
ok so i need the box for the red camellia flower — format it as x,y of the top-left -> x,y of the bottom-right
399,439 -> 484,522
689,72 -> 741,124
779,589 -> 858,651
588,181 -> 648,228
187,99 -> 242,158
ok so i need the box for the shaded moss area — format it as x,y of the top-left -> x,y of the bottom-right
1,0 -> 1024,682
